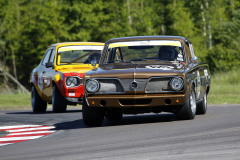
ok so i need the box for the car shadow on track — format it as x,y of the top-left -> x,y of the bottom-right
6,109 -> 82,115
54,113 -> 177,130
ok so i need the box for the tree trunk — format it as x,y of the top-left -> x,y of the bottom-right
161,1 -> 165,34
205,0 -> 212,49
127,0 -> 132,27
4,71 -> 29,94
201,1 -> 207,48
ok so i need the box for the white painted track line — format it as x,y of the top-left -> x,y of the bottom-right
8,126 -> 55,133
9,131 -> 55,136
0,136 -> 42,142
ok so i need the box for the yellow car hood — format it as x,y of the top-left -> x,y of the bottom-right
55,64 -> 96,74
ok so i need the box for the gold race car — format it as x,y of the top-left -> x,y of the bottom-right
30,42 -> 104,113
82,36 -> 211,126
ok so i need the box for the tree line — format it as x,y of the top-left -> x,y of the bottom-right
0,0 -> 240,89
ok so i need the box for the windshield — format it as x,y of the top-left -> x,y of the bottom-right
57,45 -> 103,65
102,40 -> 184,64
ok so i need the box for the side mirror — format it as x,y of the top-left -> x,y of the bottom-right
191,57 -> 198,64
91,60 -> 97,68
46,62 -> 54,68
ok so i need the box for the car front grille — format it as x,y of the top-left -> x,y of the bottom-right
93,77 -> 176,94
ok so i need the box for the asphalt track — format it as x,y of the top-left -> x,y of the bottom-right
0,104 -> 240,160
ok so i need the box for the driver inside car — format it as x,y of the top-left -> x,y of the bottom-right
158,46 -> 178,61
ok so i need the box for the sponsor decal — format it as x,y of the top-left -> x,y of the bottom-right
58,45 -> 103,53
145,65 -> 174,70
109,40 -> 182,48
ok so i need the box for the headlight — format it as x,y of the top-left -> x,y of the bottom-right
170,77 -> 184,91
86,79 -> 100,93
65,77 -> 82,87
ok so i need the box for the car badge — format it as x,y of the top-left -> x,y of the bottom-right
131,81 -> 138,89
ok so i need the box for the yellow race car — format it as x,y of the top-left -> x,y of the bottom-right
30,42 -> 104,113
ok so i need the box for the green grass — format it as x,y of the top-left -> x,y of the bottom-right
0,93 -> 31,110
0,70 -> 239,110
208,70 -> 240,104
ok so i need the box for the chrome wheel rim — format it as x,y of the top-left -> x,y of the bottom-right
204,93 -> 207,110
190,91 -> 196,115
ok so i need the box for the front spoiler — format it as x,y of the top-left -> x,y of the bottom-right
86,94 -> 188,108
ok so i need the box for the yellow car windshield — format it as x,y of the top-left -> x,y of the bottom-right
57,45 -> 103,65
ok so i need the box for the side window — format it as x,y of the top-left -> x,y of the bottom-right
49,48 -> 56,63
189,43 -> 197,59
41,49 -> 52,65
185,41 -> 192,62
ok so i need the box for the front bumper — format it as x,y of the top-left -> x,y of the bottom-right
66,97 -> 83,104
86,93 -> 188,108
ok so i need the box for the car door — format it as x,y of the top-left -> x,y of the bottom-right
188,41 -> 205,100
37,48 -> 54,101
41,47 -> 56,101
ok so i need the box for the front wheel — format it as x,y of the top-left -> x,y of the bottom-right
52,85 -> 67,113
31,86 -> 47,113
176,88 -> 196,120
82,97 -> 105,127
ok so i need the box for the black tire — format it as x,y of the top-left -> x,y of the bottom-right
176,88 -> 196,120
52,85 -> 67,113
196,93 -> 207,115
82,97 -> 105,127
31,86 -> 47,113
106,110 -> 123,120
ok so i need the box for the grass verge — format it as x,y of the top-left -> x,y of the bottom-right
0,93 -> 31,110
0,70 -> 239,110
208,70 -> 240,104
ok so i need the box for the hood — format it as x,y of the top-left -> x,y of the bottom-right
55,64 -> 95,75
88,62 -> 185,79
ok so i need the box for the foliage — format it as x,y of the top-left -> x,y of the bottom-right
0,0 -> 239,89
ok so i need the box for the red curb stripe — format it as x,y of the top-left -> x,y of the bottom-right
0,126 -> 47,131
0,139 -> 29,144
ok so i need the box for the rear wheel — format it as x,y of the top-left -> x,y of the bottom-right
31,86 -> 47,113
82,97 -> 105,127
176,88 -> 196,120
52,85 -> 67,113
196,93 -> 207,115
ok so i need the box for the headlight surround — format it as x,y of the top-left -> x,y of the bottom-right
65,76 -> 82,87
170,77 -> 184,91
85,79 -> 100,93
